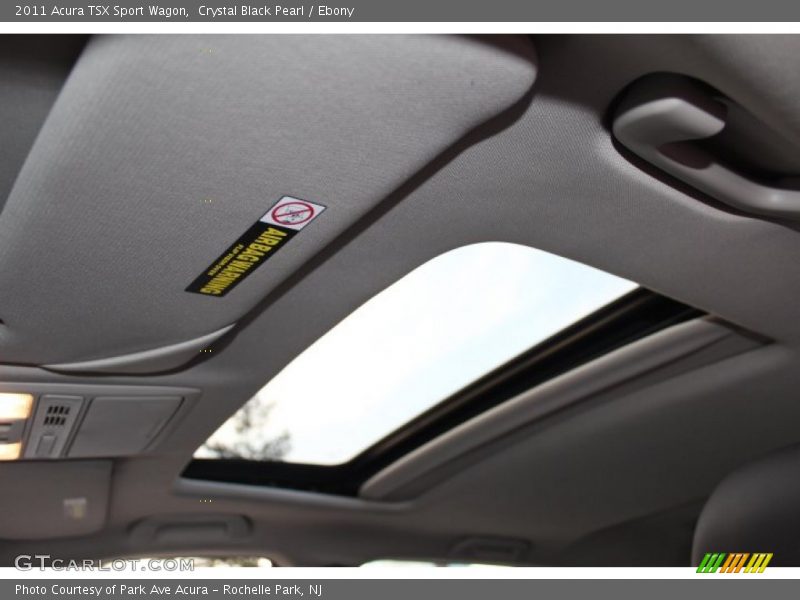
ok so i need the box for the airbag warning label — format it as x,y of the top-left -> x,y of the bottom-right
186,196 -> 326,297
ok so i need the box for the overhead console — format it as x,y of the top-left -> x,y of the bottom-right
0,383 -> 197,461
0,35 -> 537,375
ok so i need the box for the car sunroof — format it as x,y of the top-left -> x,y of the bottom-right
194,242 -> 637,466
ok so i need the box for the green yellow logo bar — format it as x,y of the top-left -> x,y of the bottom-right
696,553 -> 773,573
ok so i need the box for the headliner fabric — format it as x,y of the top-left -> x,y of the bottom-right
0,34 -> 537,365
0,36 -> 86,215
0,460 -> 110,539
4,35 -> 800,566
692,445 -> 800,567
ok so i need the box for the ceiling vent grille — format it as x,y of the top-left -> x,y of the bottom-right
43,404 -> 71,426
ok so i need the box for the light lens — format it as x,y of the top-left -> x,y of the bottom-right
0,442 -> 22,461
0,393 -> 34,420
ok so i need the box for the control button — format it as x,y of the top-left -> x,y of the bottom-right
36,434 -> 57,457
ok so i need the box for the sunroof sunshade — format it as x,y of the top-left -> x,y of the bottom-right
195,242 -> 637,465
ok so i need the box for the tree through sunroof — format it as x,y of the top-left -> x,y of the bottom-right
199,399 -> 291,461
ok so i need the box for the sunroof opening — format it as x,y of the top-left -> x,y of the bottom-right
194,242 -> 637,466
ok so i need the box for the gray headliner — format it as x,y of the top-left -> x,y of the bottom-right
2,34 -> 800,566
0,34 -> 536,365
360,318 -> 762,501
0,36 -> 85,214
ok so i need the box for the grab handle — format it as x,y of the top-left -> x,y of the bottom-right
612,75 -> 800,220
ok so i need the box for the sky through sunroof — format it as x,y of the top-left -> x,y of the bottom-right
195,242 -> 637,465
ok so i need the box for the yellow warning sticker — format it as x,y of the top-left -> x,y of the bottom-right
186,197 -> 326,297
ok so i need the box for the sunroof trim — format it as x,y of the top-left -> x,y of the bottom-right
184,249 -> 702,496
187,242 -> 700,493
